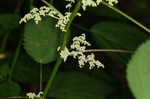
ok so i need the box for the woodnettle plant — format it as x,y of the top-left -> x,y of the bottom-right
0,0 -> 150,99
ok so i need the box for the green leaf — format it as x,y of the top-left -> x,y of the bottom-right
12,53 -> 51,84
90,22 -> 148,65
0,63 -> 9,80
12,53 -> 40,84
0,81 -> 21,97
48,72 -> 115,99
24,17 -> 63,64
127,38 -> 150,99
0,14 -> 19,30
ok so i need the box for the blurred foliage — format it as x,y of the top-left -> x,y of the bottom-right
127,38 -> 150,99
0,0 -> 150,99
90,21 -> 148,65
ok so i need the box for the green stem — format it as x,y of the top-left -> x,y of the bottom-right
65,1 -> 82,31
84,49 -> 132,53
102,1 -> 150,33
43,1 -> 82,98
8,39 -> 22,80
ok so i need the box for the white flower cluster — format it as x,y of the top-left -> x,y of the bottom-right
56,12 -> 71,32
106,0 -> 118,6
59,34 -> 104,69
19,6 -> 62,24
26,91 -> 43,99
19,0 -> 118,31
82,0 -> 118,10
81,0 -> 102,10
19,6 -> 71,32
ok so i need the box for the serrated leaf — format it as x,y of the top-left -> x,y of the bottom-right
24,17 -> 62,64
0,81 -> 21,97
90,22 -> 148,65
0,14 -> 19,30
48,72 -> 114,99
127,38 -> 150,99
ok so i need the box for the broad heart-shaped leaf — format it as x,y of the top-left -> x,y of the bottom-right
90,22 -> 148,65
0,81 -> 21,97
127,39 -> 150,99
0,14 -> 19,30
24,17 -> 62,64
48,72 -> 115,99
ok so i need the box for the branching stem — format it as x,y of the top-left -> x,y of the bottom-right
42,1 -> 82,98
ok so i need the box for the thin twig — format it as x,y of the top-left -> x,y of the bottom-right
83,49 -> 133,53
40,64 -> 43,91
102,1 -> 150,33
9,39 -> 22,80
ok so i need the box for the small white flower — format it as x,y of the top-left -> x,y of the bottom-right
26,93 -> 36,99
19,6 -> 71,32
106,0 -> 118,6
66,3 -> 72,9
26,91 -> 43,99
19,6 -> 60,24
36,92 -> 43,98
78,54 -> 87,67
60,47 -> 71,62
87,53 -> 104,69
81,0 -> 118,10
56,12 -> 71,32
77,13 -> 82,17
65,0 -> 75,9
81,0 -> 100,10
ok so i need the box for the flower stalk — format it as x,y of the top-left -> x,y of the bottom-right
102,1 -> 150,33
83,49 -> 132,53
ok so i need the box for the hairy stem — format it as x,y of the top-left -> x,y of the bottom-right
102,1 -> 150,33
9,39 -> 22,80
43,1 -> 82,98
